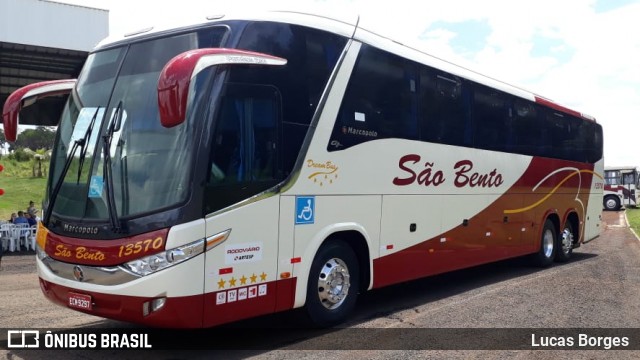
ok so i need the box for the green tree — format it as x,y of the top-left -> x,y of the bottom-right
14,126 -> 56,151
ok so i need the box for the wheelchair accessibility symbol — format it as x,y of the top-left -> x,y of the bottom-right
295,196 -> 315,225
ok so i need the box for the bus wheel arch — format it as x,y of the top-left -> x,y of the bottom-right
304,231 -> 370,327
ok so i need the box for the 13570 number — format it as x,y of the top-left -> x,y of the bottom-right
118,237 -> 164,257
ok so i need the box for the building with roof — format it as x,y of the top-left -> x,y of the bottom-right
0,0 -> 108,125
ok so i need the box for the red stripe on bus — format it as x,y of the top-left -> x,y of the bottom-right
45,228 -> 169,266
39,279 -> 204,328
219,267 -> 233,275
291,257 -> 301,263
534,96 -> 588,120
40,277 -> 297,328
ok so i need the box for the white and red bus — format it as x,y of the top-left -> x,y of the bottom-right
603,166 -> 639,210
2,10 -> 604,328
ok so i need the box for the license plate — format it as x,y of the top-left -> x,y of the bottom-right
68,292 -> 93,311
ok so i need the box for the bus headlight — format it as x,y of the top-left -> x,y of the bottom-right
36,242 -> 49,261
121,239 -> 205,276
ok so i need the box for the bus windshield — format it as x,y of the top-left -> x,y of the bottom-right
47,28 -> 228,220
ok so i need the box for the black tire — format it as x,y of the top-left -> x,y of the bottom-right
555,221 -> 574,262
305,240 -> 359,327
604,196 -> 620,211
532,219 -> 556,267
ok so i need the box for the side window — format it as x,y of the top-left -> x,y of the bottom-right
605,171 -> 619,185
208,83 -> 280,185
584,121 -> 603,163
511,100 -> 543,156
593,123 -> 603,163
328,44 -> 418,151
545,111 -> 575,161
237,21 -> 348,172
419,68 -> 471,147
204,82 -> 281,213
472,84 -> 509,152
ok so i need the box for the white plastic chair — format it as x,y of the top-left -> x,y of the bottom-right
14,223 -> 30,251
0,224 -> 11,252
1,224 -> 19,252
27,225 -> 37,251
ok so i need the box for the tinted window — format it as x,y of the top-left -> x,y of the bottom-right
420,69 -> 471,147
585,122 -> 604,163
238,22 -> 347,126
510,100 -> 545,156
202,23 -> 348,214
473,84 -> 509,151
329,44 -> 418,151
237,22 -> 347,173
205,82 -> 281,212
325,42 -> 602,164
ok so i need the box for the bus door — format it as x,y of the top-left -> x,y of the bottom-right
622,170 -> 637,206
201,83 -> 284,326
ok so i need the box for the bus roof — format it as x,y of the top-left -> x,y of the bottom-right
94,9 -> 595,122
605,166 -> 638,172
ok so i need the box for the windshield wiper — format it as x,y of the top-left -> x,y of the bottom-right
44,106 -> 102,226
76,107 -> 100,183
102,101 -> 123,232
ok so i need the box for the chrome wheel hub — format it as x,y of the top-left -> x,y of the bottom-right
561,228 -> 573,254
317,258 -> 351,310
543,229 -> 554,258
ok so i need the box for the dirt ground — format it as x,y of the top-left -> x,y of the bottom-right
0,250 -> 105,329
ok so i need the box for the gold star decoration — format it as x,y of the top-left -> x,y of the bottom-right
260,272 -> 267,281
240,275 -> 248,285
250,273 -> 258,283
217,278 -> 226,289
229,277 -> 237,287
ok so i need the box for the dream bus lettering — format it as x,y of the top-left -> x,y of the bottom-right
307,159 -> 337,171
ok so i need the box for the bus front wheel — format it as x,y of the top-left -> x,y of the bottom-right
305,240 -> 359,327
532,219 -> 556,267
604,196 -> 620,211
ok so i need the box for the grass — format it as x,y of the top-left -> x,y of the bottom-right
626,207 -> 640,236
0,159 -> 47,220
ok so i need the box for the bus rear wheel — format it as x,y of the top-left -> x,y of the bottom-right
532,219 -> 556,267
305,240 -> 359,327
555,222 -> 574,262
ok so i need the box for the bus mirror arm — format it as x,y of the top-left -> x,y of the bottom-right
1,79 -> 76,141
157,48 -> 287,128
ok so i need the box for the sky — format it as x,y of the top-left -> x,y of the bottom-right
53,0 -> 640,167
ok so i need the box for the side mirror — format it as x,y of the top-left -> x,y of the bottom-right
2,79 -> 76,141
157,48 -> 286,128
